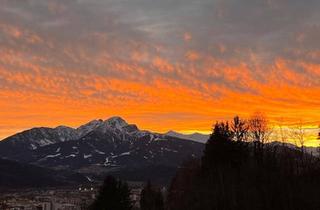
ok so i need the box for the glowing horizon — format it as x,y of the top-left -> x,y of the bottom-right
0,116 -> 318,147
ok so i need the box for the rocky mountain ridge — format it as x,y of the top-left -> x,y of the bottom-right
0,117 -> 205,184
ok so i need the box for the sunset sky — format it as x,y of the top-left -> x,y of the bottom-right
0,0 -> 319,144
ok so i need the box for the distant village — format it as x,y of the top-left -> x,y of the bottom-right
0,183 -> 144,210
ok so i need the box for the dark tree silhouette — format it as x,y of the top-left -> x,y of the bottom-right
231,116 -> 248,142
166,159 -> 202,210
248,112 -> 271,162
90,176 -> 132,210
140,181 -> 164,210
167,116 -> 320,210
290,120 -> 306,154
248,112 -> 271,144
317,125 -> 320,158
202,121 -> 246,171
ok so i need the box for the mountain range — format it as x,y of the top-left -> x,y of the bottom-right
0,117 -> 207,185
165,130 -> 209,143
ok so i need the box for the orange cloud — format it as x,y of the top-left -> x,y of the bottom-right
0,24 -> 22,38
0,24 -> 43,44
183,33 -> 192,42
185,51 -> 200,61
152,57 -> 174,73
1,57 -> 319,142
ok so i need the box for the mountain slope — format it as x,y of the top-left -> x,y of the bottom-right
0,117 -> 128,160
0,126 -> 80,161
29,131 -> 204,170
0,158 -> 88,189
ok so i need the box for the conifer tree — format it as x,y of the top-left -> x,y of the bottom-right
90,176 -> 132,210
140,181 -> 164,210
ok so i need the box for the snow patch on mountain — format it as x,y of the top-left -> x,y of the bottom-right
65,154 -> 77,158
119,151 -> 131,156
45,153 -> 61,158
94,149 -> 105,155
30,144 -> 37,150
86,176 -> 93,182
39,139 -> 54,146
83,154 -> 92,159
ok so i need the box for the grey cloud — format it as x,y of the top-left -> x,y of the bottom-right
0,0 -> 319,98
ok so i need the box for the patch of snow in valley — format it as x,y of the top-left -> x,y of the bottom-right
65,154 -> 76,158
59,137 -> 66,142
45,153 -> 61,158
84,154 -> 92,159
119,151 -> 131,156
94,149 -> 105,154
164,148 -> 178,153
86,176 -> 93,182
109,151 -> 131,159
30,144 -> 37,150
104,157 -> 110,166
103,157 -> 119,167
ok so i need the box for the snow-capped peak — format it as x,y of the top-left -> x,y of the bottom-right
76,119 -> 104,137
74,117 -> 137,138
104,116 -> 129,130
